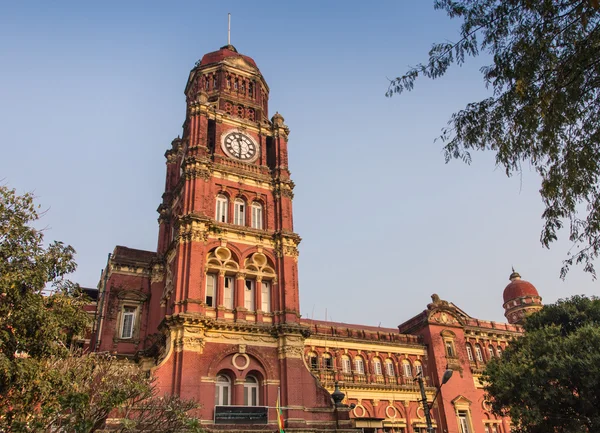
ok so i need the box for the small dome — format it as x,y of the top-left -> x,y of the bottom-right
503,271 -> 540,303
197,45 -> 259,70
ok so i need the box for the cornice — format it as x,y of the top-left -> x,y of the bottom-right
305,335 -> 426,352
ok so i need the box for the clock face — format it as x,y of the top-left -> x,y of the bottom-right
221,131 -> 259,162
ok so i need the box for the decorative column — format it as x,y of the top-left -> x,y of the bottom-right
234,272 -> 246,321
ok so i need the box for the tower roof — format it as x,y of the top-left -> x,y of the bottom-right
503,271 -> 540,303
198,44 -> 259,70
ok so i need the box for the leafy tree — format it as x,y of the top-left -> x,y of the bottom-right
387,0 -> 600,277
484,296 -> 600,433
1,352 -> 202,433
0,186 -> 201,432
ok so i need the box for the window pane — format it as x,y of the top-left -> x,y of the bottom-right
374,360 -> 382,375
206,274 -> 215,307
251,203 -> 263,229
261,281 -> 270,312
224,276 -> 233,309
244,279 -> 255,310
121,308 -> 135,339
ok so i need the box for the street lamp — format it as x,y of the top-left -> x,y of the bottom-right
416,369 -> 453,433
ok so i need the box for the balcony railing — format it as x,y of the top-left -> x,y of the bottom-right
310,368 -> 432,388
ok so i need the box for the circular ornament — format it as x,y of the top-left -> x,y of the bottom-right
232,353 -> 250,370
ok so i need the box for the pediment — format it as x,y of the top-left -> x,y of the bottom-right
452,395 -> 472,408
117,289 -> 148,302
427,309 -> 464,327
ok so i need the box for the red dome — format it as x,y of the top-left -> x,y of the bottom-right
198,45 -> 259,70
503,272 -> 540,303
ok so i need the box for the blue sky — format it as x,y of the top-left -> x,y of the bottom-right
1,1 -> 596,327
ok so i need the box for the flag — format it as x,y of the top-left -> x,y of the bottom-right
276,388 -> 285,433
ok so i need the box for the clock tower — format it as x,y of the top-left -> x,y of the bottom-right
135,44 -> 345,430
156,44 -> 299,324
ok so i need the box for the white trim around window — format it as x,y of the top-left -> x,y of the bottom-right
251,202 -> 263,229
216,195 -> 228,223
234,198 -> 246,226
120,306 -> 136,339
260,280 -> 270,312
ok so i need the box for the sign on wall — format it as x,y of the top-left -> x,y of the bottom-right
214,406 -> 268,425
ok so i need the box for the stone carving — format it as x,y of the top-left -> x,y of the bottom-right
161,265 -> 173,305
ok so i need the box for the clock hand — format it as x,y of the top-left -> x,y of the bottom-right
236,136 -> 243,158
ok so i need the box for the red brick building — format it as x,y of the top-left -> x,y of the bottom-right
90,44 -> 543,433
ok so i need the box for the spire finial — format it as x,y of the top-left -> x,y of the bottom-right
227,13 -> 231,45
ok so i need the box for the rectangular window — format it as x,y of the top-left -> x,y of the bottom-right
244,279 -> 255,310
234,201 -> 245,225
374,361 -> 382,375
467,345 -> 474,362
458,411 -> 471,433
224,276 -> 234,309
251,204 -> 263,229
403,362 -> 412,377
261,281 -> 270,312
216,196 -> 228,223
386,361 -> 395,376
243,386 -> 258,406
205,274 -> 216,307
475,346 -> 484,362
342,358 -> 351,373
415,363 -> 423,377
121,306 -> 136,339
445,341 -> 455,357
355,359 -> 364,374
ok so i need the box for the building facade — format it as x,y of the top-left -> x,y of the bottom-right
90,44 -> 542,433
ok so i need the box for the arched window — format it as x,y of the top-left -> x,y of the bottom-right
354,356 -> 365,374
341,355 -> 351,373
216,195 -> 228,223
248,82 -> 254,98
243,376 -> 259,406
251,202 -> 263,229
244,279 -> 255,310
260,280 -> 270,312
373,358 -> 383,376
445,340 -> 456,357
224,275 -> 234,310
402,360 -> 412,377
466,344 -> 474,362
497,346 -> 503,357
414,361 -> 423,377
205,273 -> 216,307
323,353 -> 333,369
488,345 -> 495,359
475,344 -> 484,362
215,374 -> 231,406
234,198 -> 246,225
385,359 -> 395,377
308,352 -> 318,370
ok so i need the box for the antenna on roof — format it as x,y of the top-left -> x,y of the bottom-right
227,13 -> 231,45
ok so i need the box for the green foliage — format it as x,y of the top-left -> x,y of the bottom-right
0,185 -> 90,392
387,0 -> 600,277
0,186 -> 201,432
483,296 -> 600,433
1,353 -> 202,433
